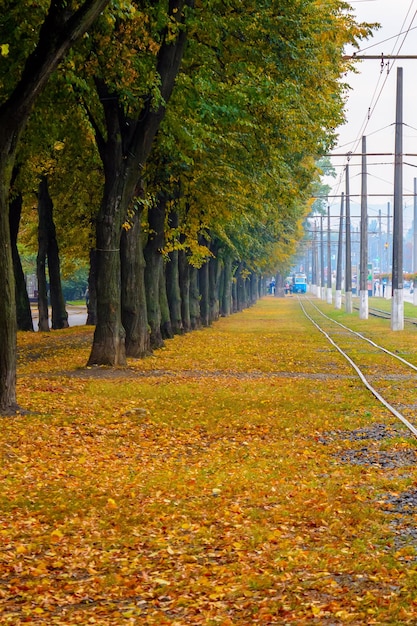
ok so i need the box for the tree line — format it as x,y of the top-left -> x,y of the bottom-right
0,0 -> 373,413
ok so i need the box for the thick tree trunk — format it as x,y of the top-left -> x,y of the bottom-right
249,273 -> 258,306
165,212 -> 183,335
37,181 -> 50,333
232,269 -> 238,313
259,275 -> 265,298
220,255 -> 233,317
87,140 -> 129,366
236,264 -> 247,311
87,197 -> 126,365
86,248 -> 97,326
144,250 -> 163,349
48,245 -> 68,330
159,262 -> 173,340
166,253 -> 182,334
0,173 -> 18,411
121,210 -> 150,357
199,262 -> 209,327
178,249 -> 191,332
9,189 -> 33,331
189,266 -> 201,329
275,271 -> 285,298
208,251 -> 221,323
144,197 -> 166,350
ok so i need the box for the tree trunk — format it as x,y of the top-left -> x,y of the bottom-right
121,210 -> 151,357
199,262 -> 209,326
236,264 -> 247,311
259,275 -> 266,298
9,189 -> 33,331
0,173 -> 18,411
208,250 -> 221,323
36,181 -> 50,333
38,177 -> 69,330
144,197 -> 166,350
165,212 -> 183,335
86,248 -> 97,326
189,266 -> 201,329
166,252 -> 182,334
144,251 -> 163,349
87,194 -> 126,365
220,255 -> 233,317
275,271 -> 285,298
232,269 -> 238,313
178,249 -> 191,332
249,273 -> 258,306
160,262 -> 173,340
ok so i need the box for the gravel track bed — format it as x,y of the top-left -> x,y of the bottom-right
322,422 -> 417,556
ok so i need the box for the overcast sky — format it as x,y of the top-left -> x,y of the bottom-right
323,0 -> 417,229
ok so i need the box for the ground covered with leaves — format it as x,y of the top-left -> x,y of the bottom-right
2,297 -> 417,624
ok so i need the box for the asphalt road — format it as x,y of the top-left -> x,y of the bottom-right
30,305 -> 87,330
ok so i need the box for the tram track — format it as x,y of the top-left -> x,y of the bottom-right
298,295 -> 417,439
352,303 -> 417,326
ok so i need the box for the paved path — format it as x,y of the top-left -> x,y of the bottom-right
30,305 -> 87,330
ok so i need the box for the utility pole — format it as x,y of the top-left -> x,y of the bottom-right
345,163 -> 352,313
359,136 -> 368,319
386,201 -> 391,281
320,215 -> 325,300
312,221 -> 317,295
335,192 -> 344,309
378,209 -> 382,276
413,178 -> 417,273
414,178 -> 417,305
327,204 -> 332,304
391,67 -> 403,331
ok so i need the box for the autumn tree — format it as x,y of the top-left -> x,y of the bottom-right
0,0 -> 110,412
146,0 -> 372,326
62,1 -> 194,366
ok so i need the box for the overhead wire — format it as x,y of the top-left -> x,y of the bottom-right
356,25 -> 417,53
327,2 -> 416,213
366,4 -> 417,120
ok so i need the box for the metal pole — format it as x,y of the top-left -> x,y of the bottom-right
312,222 -> 317,295
335,192 -> 344,309
327,204 -> 332,303
391,67 -> 404,330
413,178 -> 417,273
345,163 -> 352,313
359,135 -> 368,319
378,209 -> 382,275
414,179 -> 417,305
320,215 -> 325,300
386,201 -> 391,279
387,201 -> 391,244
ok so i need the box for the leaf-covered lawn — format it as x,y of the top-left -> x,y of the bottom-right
3,297 -> 417,624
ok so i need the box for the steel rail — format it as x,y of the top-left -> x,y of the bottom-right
307,298 -> 417,372
352,304 -> 417,327
298,296 -> 417,439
